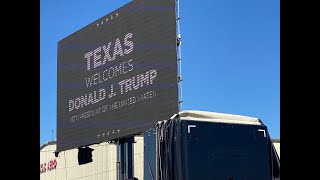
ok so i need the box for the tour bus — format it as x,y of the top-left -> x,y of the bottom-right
142,110 -> 280,180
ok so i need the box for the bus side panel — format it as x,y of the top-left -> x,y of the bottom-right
180,120 -> 271,180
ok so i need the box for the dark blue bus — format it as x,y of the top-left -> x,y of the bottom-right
144,110 -> 280,180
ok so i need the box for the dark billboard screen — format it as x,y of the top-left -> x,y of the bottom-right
57,0 -> 178,152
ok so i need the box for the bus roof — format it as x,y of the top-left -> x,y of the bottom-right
178,110 -> 263,126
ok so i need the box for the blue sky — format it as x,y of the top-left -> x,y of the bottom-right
40,0 -> 279,145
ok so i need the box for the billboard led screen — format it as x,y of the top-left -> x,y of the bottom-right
57,0 -> 178,152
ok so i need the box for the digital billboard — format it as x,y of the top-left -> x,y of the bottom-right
57,0 -> 178,152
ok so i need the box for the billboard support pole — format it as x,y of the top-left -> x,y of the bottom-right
116,139 -> 120,180
176,0 -> 183,111
156,123 -> 160,180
